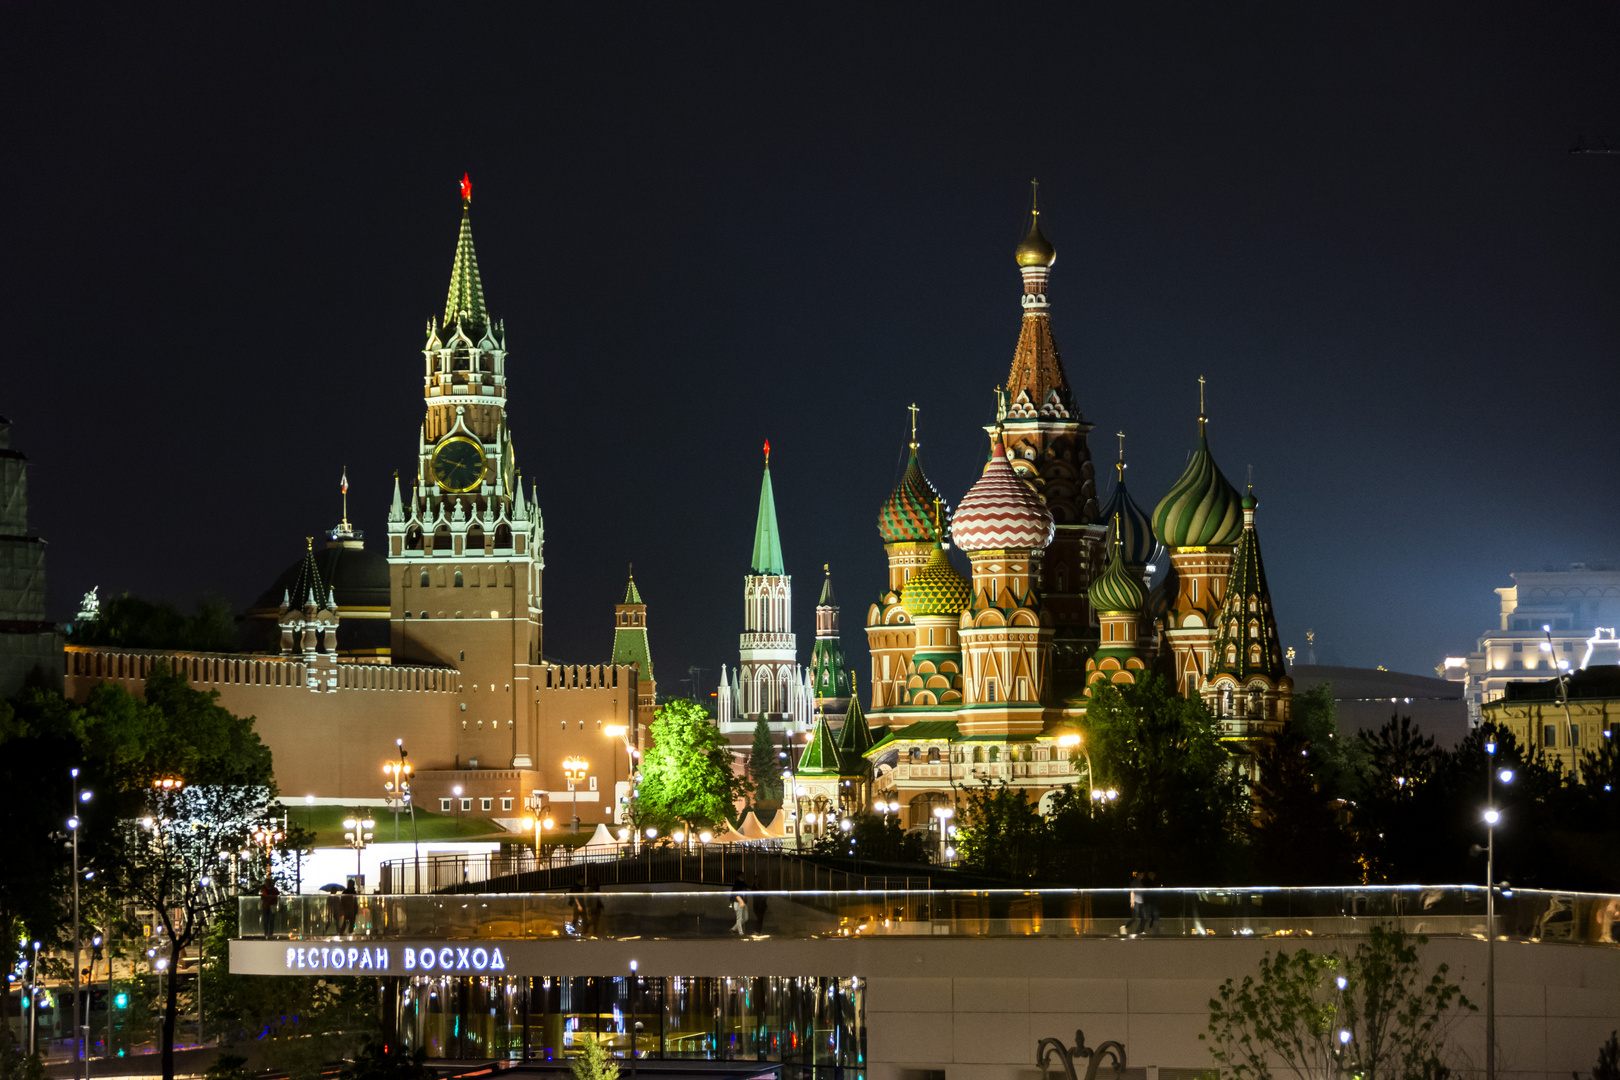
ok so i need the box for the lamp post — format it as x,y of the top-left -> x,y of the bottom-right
1475,739 -> 1514,1080
69,769 -> 92,1080
342,811 -> 376,888
562,757 -> 589,834
392,740 -> 421,891
932,806 -> 954,863
89,934 -> 103,1062
452,784 -> 464,830
628,958 -> 640,1080
605,723 -> 639,840
28,939 -> 40,1058
1056,733 -> 1094,805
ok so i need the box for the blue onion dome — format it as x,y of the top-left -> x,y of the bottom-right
1015,213 -> 1056,268
879,446 -> 950,544
902,543 -> 972,619
951,433 -> 1055,552
1152,428 -> 1243,549
1087,547 -> 1145,615
1100,479 -> 1161,569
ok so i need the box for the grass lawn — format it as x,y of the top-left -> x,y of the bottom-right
284,803 -> 507,845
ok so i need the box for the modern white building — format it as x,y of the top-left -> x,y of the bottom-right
1440,564 -> 1620,726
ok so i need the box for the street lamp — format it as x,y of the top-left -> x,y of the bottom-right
1473,740 -> 1514,1080
342,811 -> 376,889
452,784 -> 464,830
605,723 -> 639,838
392,740 -> 422,891
1056,732 -> 1096,805
562,757 -> 589,834
932,806 -> 954,863
68,770 -> 91,1080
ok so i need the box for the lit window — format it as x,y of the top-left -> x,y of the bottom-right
440,798 -> 451,812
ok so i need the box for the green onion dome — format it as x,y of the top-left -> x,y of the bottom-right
1087,547 -> 1145,615
1151,429 -> 1243,548
902,544 -> 972,619
878,446 -> 950,544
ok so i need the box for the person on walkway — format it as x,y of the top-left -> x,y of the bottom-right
338,882 -> 359,934
325,887 -> 342,933
259,880 -> 280,939
1142,871 -> 1161,935
1125,871 -> 1147,937
750,879 -> 768,934
731,892 -> 749,936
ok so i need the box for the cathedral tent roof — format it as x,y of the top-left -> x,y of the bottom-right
1208,492 -> 1287,684
796,712 -> 843,775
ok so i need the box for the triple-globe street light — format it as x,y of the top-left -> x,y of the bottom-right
562,757 -> 589,834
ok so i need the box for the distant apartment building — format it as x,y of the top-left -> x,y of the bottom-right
1439,563 -> 1620,726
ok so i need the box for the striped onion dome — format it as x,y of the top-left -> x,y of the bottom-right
1152,428 -> 1243,548
902,544 -> 972,619
1099,479 -> 1161,569
1087,547 -> 1145,615
878,446 -> 950,544
950,433 -> 1055,552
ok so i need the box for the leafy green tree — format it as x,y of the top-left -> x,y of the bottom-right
1079,677 -> 1248,882
636,699 -> 751,833
1249,731 -> 1356,885
955,782 -> 1049,881
746,717 -> 782,803
1204,925 -> 1474,1080
67,594 -> 238,653
1291,682 -> 1368,800
569,1033 -> 619,1080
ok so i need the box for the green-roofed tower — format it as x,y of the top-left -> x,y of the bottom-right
810,564 -> 851,720
610,565 -> 658,752
752,443 -> 786,574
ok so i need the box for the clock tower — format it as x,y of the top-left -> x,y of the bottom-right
387,175 -> 546,769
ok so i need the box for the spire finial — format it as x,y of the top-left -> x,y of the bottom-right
932,496 -> 944,543
306,536 -> 313,552
340,466 -> 351,531
907,403 -> 919,450
824,563 -> 829,575
763,439 -> 771,464
1246,464 -> 1253,492
1197,374 -> 1207,435
1115,430 -> 1126,484
460,173 -> 471,204
628,562 -> 634,578
1112,511 -> 1122,555
1030,178 -> 1039,219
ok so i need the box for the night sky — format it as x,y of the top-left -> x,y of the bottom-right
5,5 -> 1618,696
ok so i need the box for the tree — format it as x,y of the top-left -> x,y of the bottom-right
1203,925 -> 1474,1080
1079,677 -> 1248,882
111,662 -> 277,1080
1291,681 -> 1368,801
1248,731 -> 1356,885
955,782 -> 1049,881
636,699 -> 751,833
569,1033 -> 619,1080
1583,1031 -> 1620,1080
746,717 -> 782,804
67,593 -> 237,653
811,809 -> 929,863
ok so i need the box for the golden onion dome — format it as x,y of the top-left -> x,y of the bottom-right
901,545 -> 972,620
1015,214 -> 1056,268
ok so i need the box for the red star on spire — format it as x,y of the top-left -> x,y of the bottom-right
763,439 -> 771,463
460,173 -> 471,202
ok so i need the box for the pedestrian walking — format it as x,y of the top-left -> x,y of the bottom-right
1124,872 -> 1146,937
259,880 -> 280,939
339,882 -> 359,934
731,892 -> 749,936
1142,871 -> 1161,935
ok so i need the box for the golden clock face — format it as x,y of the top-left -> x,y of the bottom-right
431,436 -> 487,493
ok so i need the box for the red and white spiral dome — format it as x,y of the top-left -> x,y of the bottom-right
950,432 -> 1055,553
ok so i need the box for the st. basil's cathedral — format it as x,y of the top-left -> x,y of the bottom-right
725,193 -> 1294,827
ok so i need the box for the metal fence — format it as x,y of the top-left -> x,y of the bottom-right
243,885 -> 1620,947
378,846 -> 930,895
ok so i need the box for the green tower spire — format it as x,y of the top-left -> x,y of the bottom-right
443,173 -> 488,334
610,565 -> 654,682
751,441 -> 785,574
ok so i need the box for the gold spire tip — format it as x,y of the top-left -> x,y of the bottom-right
305,537 -> 313,551
907,402 -> 919,448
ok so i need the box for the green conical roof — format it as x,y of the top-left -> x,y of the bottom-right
834,687 -> 873,774
624,570 -> 644,605
797,712 -> 842,775
751,453 -> 785,574
1152,427 -> 1243,549
1087,547 -> 1145,615
611,569 -> 654,681
443,198 -> 488,334
1209,493 -> 1286,683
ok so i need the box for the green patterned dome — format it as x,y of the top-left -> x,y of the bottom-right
879,447 -> 950,544
1087,548 -> 1145,614
902,545 -> 971,619
1152,429 -> 1243,548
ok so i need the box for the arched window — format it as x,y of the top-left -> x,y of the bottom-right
454,571 -> 464,588
988,746 -> 1000,763
1249,620 -> 1259,639
1248,597 -> 1258,613
433,525 -> 453,552
1226,645 -> 1237,664
420,571 -> 429,587
467,525 -> 485,553
406,525 -> 423,550
907,747 -> 920,764
1249,645 -> 1262,664
972,747 -> 984,763
927,746 -> 941,763
494,524 -> 513,550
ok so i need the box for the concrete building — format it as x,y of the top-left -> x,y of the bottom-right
1482,664 -> 1620,775
1289,664 -> 1470,748
1440,564 -> 1620,727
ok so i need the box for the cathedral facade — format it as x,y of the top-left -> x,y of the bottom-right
63,179 -> 654,832
850,195 -> 1294,825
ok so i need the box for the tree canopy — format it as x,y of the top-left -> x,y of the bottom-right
636,699 -> 751,832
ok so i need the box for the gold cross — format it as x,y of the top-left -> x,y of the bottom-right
1115,430 -> 1126,483
1198,374 -> 1206,416
1030,178 -> 1040,217
908,403 -> 919,446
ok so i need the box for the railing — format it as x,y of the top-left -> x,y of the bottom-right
378,846 -> 930,895
242,885 -> 1620,947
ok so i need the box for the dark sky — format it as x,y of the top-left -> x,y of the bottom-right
5,4 -> 1618,694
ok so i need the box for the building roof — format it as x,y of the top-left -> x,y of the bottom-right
751,450 -> 785,575
1152,422 -> 1243,549
901,544 -> 972,619
1207,493 -> 1286,684
1099,477 -> 1161,570
866,719 -> 962,755
796,712 -> 844,775
835,688 -> 873,762
1499,664 -> 1620,702
443,183 -> 488,335
1288,665 -> 1465,702
878,445 -> 950,545
611,571 -> 654,682
250,536 -> 387,614
950,433 -> 1055,553
1014,210 -> 1056,268
623,571 -> 644,606
1087,546 -> 1145,616
818,565 -> 838,607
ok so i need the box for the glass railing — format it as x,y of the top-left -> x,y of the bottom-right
240,886 -> 1620,947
